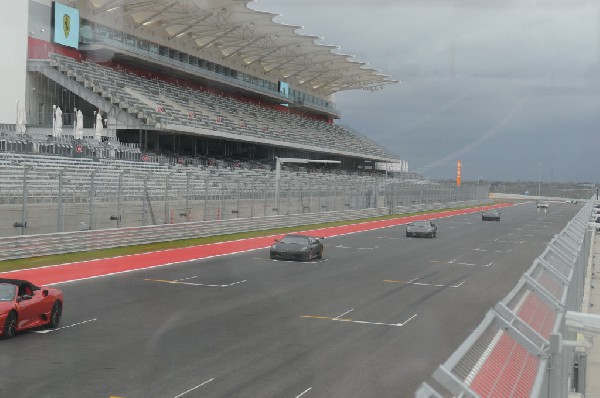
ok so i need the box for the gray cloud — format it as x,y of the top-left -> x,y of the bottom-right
251,1 -> 600,182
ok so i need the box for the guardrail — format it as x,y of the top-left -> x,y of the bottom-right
416,198 -> 595,398
0,200 -> 489,261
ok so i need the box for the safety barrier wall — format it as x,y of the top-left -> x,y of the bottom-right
0,199 -> 490,261
416,198 -> 595,398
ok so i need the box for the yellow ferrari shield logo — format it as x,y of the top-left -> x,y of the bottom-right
63,14 -> 70,39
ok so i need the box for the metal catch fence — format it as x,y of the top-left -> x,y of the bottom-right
416,198 -> 595,398
0,163 -> 488,238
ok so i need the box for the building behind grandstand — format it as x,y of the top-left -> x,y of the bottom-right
0,0 -> 407,174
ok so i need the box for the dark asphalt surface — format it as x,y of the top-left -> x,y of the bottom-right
0,201 -> 581,398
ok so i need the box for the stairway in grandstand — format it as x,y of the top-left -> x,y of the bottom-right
44,53 -> 395,159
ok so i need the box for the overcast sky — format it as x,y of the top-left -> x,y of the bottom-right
251,0 -> 600,182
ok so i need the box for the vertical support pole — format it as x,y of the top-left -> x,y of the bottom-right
286,181 -> 290,215
117,171 -> 124,228
317,183 -> 321,214
220,181 -> 225,220
164,172 -> 172,225
203,176 -> 209,221
89,169 -> 97,230
236,180 -> 241,218
185,172 -> 191,222
250,179 -> 255,218
274,157 -> 281,214
21,166 -> 32,235
308,179 -> 311,212
57,168 -> 65,232
264,178 -> 268,217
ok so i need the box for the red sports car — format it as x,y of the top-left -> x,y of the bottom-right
0,278 -> 63,339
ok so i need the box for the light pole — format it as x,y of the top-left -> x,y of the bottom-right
538,162 -> 542,197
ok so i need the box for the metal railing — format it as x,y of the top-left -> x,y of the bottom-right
416,198 -> 595,398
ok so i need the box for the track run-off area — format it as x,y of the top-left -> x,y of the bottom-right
0,202 -> 581,397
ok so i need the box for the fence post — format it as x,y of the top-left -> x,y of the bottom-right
57,168 -> 66,232
20,166 -> 32,235
286,181 -> 291,215
117,171 -> 124,228
185,172 -> 191,222
204,176 -> 209,221
164,172 -> 173,225
250,179 -> 255,218
89,169 -> 97,230
263,178 -> 268,217
236,180 -> 241,218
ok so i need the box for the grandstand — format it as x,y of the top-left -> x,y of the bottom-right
1,0 -> 406,174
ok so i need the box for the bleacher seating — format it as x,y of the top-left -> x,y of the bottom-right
49,53 -> 394,159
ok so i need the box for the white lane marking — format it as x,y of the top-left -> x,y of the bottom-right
464,248 -> 512,253
493,239 -> 524,243
333,309 -> 354,319
295,387 -> 312,398
173,378 -> 215,398
334,244 -> 379,250
376,236 -> 403,240
30,318 -> 98,334
430,260 -> 493,267
385,279 -> 465,288
412,280 -> 466,288
145,278 -> 247,287
516,228 -> 543,232
507,233 -> 534,237
174,276 -> 199,282
512,201 -> 534,205
302,313 -> 417,327
339,313 -> 418,327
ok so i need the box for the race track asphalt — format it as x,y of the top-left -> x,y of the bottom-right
0,201 -> 580,398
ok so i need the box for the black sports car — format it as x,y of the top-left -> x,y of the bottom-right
482,209 -> 501,221
269,234 -> 324,261
406,220 -> 437,238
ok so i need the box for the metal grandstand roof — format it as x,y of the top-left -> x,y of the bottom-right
79,0 -> 398,94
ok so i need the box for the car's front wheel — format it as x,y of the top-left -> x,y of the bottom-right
2,311 -> 17,339
49,301 -> 62,329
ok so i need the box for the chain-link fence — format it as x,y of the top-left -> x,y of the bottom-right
0,164 -> 489,238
